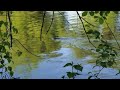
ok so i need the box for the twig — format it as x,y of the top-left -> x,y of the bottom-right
76,11 -> 96,48
104,19 -> 120,49
58,11 -> 76,31
95,67 -> 104,78
40,11 -> 46,41
46,11 -> 54,34
80,16 -> 97,27
13,38 -> 40,57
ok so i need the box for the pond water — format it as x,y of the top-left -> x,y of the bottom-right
1,11 -> 120,79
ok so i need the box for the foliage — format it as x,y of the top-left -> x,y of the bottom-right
0,11 -> 21,79
62,62 -> 83,79
63,11 -> 119,79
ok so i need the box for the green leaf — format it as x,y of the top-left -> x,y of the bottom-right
64,63 -> 72,67
67,72 -> 80,78
96,48 -> 100,52
86,29 -> 93,34
82,11 -> 88,16
100,11 -> 105,16
67,72 -> 75,78
16,50 -> 22,56
93,31 -> 100,39
12,26 -> 18,34
89,11 -> 94,16
8,66 -> 12,71
0,65 -> 4,68
94,16 -> 99,18
4,32 -> 8,37
1,60 -> 4,65
10,71 -> 14,76
88,76 -> 92,79
73,64 -> 83,72
107,61 -> 113,67
99,17 -> 104,24
100,62 -> 107,68
4,41 -> 10,48
4,22 -> 8,27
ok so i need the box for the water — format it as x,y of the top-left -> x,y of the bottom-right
1,11 -> 120,79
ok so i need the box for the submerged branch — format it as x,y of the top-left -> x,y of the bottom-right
40,11 -> 46,41
76,11 -> 96,48
46,11 -> 54,34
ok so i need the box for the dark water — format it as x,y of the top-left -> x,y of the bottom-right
1,11 -> 120,79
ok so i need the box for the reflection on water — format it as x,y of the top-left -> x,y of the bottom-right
0,11 -> 120,79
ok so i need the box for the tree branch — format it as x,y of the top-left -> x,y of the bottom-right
7,11 -> 12,48
58,11 -> 76,31
76,11 -> 96,48
80,16 -> 97,27
13,38 -> 40,57
104,18 -> 120,49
